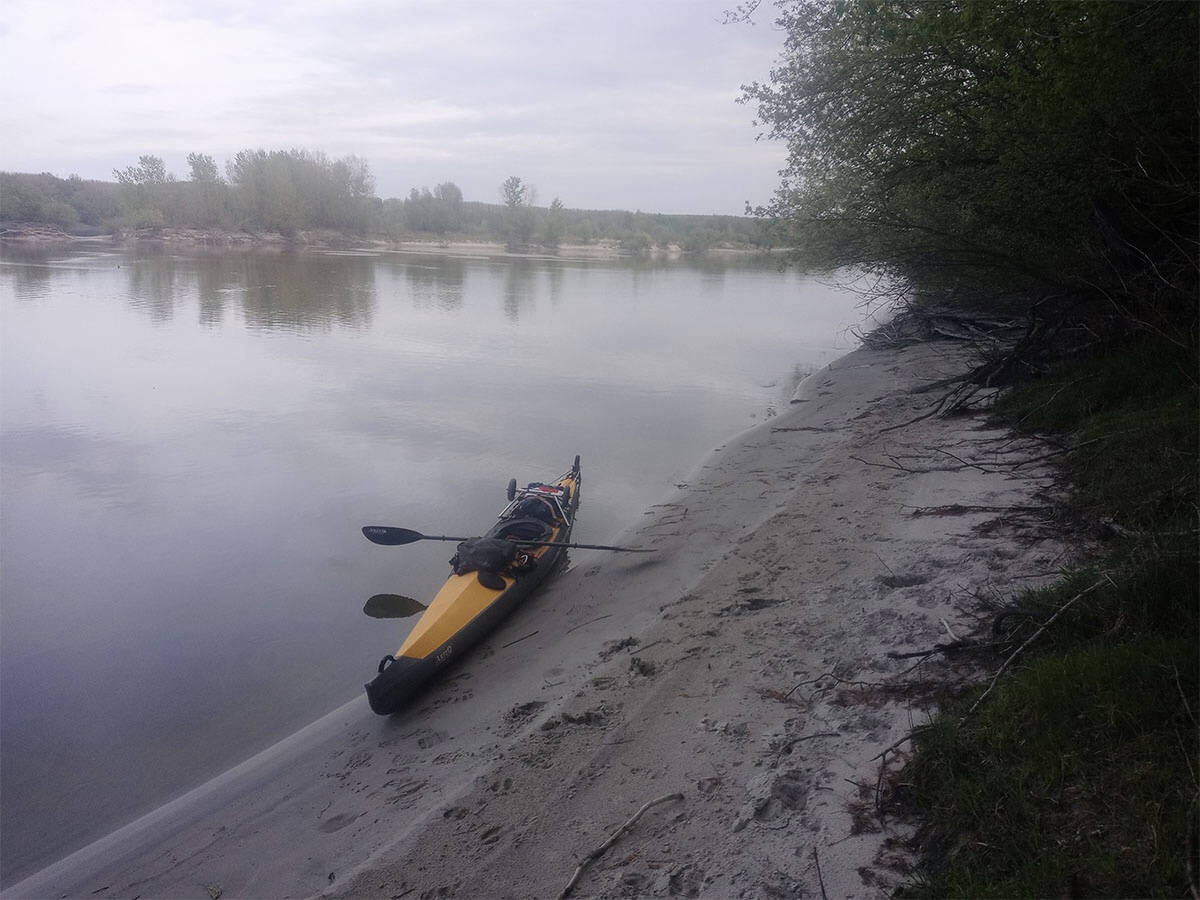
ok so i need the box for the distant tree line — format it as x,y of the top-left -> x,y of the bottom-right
1,157 -> 768,252
380,177 -> 765,251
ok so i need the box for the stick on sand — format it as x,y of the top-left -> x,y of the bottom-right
558,792 -> 684,899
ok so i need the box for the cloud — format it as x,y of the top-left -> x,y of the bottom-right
1,0 -> 788,214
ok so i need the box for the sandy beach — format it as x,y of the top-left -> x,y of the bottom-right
5,336 -> 1071,900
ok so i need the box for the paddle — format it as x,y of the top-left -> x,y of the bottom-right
361,526 -> 654,553
363,593 -> 427,619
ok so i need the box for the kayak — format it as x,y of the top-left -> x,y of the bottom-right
364,455 -> 582,715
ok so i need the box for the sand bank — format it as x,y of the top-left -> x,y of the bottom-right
5,337 -> 1069,900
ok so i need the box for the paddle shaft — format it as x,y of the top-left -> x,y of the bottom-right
361,526 -> 653,553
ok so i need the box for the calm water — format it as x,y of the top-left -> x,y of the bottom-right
0,243 -> 862,882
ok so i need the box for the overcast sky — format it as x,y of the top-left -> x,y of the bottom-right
1,1 -> 790,216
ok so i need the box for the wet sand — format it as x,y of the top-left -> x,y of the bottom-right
4,337 -> 1069,900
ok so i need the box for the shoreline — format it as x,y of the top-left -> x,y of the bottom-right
3,337 -> 1069,899
0,224 -> 770,260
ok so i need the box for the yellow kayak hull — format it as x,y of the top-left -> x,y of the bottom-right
365,457 -> 581,714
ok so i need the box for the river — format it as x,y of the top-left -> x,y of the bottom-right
0,242 -> 864,884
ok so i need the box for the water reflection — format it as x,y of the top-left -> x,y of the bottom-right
391,254 -> 466,311
0,244 -> 116,301
363,593 -> 427,618
2,253 -> 55,301
214,252 -> 377,331
502,258 -> 539,321
125,251 -> 181,322
546,263 -> 565,307
95,246 -> 384,331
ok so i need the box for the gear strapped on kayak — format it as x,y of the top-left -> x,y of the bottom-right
449,536 -> 536,589
449,484 -> 571,588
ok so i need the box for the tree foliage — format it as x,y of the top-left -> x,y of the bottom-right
742,0 -> 1198,336
111,154 -> 177,230
113,155 -> 174,186
385,182 -> 466,234
497,176 -> 537,247
224,149 -> 376,234
499,175 -> 529,208
186,153 -> 223,185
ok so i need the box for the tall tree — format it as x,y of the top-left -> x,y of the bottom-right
186,153 -> 223,184
113,154 -> 177,227
182,153 -> 227,226
114,155 -> 174,186
498,176 -> 537,247
542,197 -> 566,247
742,0 -> 1198,332
434,181 -> 464,231
499,175 -> 527,208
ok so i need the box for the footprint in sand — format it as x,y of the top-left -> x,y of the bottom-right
318,812 -> 361,833
748,768 -> 816,825
668,864 -> 706,898
488,777 -> 514,795
506,700 -> 545,721
385,777 -> 428,807
415,730 -> 448,749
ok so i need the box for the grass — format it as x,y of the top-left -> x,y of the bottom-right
896,335 -> 1199,898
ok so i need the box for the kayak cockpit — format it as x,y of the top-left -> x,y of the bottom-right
500,481 -> 573,526
486,516 -> 555,543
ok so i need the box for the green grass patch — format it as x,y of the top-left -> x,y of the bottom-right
1009,539 -> 1199,651
903,635 -> 1198,898
998,338 -> 1197,532
898,336 -> 1199,898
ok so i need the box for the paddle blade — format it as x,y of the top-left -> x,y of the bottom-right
363,594 -> 428,619
362,526 -> 424,545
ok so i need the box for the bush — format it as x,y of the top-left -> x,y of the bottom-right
127,206 -> 166,231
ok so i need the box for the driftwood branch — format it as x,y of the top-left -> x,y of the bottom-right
871,725 -> 935,762
850,453 -> 920,473
558,792 -> 684,899
566,613 -> 613,634
966,579 -> 1106,716
870,725 -> 936,812
932,446 -> 1004,473
904,502 -> 1055,517
812,846 -> 829,900
885,638 -> 978,660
